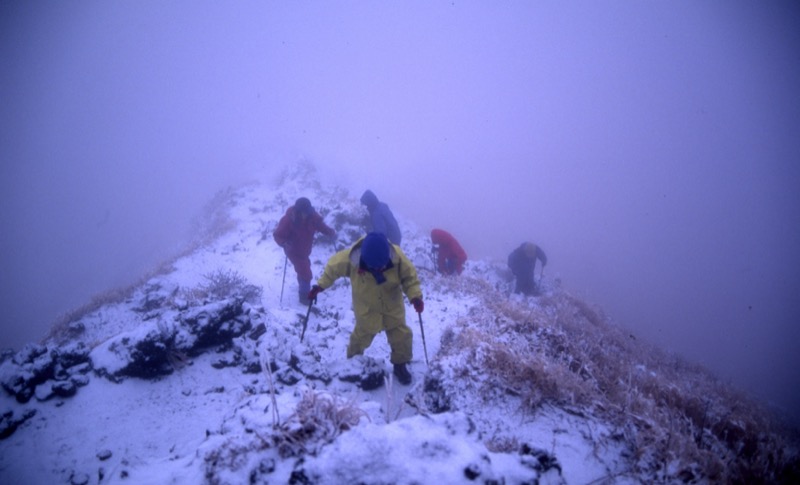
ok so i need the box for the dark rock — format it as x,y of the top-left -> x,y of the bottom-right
0,348 -> 14,364
70,471 -> 90,485
277,368 -> 301,385
71,374 -> 90,387
12,343 -> 48,366
249,458 -> 276,483
67,362 -> 93,376
56,342 -> 92,369
359,368 -> 385,391
464,463 -> 481,480
422,375 -> 451,413
1,344 -> 59,403
288,468 -> 312,485
2,372 -> 32,402
519,443 -> 562,475
337,357 -> 385,390
248,323 -> 267,340
97,449 -> 113,461
181,298 -> 250,349
133,283 -> 170,313
212,349 -> 242,369
50,343 -> 93,387
52,380 -> 77,398
67,321 -> 86,337
0,408 -> 36,440
34,379 -> 78,401
15,386 -> 34,404
677,467 -> 696,482
114,334 -> 174,380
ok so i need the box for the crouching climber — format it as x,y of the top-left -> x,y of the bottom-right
430,228 -> 467,275
307,232 -> 424,385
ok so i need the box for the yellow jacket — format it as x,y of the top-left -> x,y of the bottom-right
317,237 -> 422,321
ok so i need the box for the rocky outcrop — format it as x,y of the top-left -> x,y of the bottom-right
0,342 -> 92,405
93,297 -> 251,382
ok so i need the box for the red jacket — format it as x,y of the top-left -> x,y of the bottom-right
274,207 -> 335,258
431,229 -> 467,275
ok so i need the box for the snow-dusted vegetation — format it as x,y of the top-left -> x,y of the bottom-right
1,162 -> 797,484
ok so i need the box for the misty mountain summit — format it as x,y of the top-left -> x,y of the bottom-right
1,162 -> 798,484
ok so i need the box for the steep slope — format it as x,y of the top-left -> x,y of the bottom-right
1,162 -> 797,485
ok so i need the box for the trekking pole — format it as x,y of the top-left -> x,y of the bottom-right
535,265 -> 545,295
279,256 -> 287,305
300,300 -> 314,343
417,313 -> 429,366
300,299 -> 313,343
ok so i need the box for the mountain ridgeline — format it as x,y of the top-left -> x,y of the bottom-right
1,162 -> 798,484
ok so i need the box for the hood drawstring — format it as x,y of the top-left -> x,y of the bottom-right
358,260 -> 393,285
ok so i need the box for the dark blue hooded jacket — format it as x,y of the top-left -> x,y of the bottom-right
508,242 -> 547,295
360,190 -> 402,245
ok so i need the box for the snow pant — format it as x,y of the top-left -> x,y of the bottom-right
514,276 -> 537,295
346,311 -> 413,365
438,257 -> 459,275
287,252 -> 312,301
512,266 -> 536,295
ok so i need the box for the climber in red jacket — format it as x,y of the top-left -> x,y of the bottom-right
430,229 -> 467,276
274,197 -> 336,304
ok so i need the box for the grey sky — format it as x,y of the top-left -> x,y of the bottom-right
2,1 -> 799,420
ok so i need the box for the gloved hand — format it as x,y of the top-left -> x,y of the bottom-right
411,297 -> 424,314
308,285 -> 323,304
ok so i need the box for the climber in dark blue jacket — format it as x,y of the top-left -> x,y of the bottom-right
508,242 -> 548,295
360,189 -> 402,245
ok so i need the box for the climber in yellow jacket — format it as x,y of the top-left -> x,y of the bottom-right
308,232 -> 424,385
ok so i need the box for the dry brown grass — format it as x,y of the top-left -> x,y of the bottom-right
181,269 -> 262,306
435,280 -> 799,483
269,390 -> 369,458
203,388 -> 369,485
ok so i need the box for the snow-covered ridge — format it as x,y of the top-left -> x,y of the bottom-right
1,161 -> 797,484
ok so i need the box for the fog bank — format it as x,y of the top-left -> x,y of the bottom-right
2,2 -> 799,420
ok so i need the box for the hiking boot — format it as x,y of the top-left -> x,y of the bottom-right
393,363 -> 412,385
